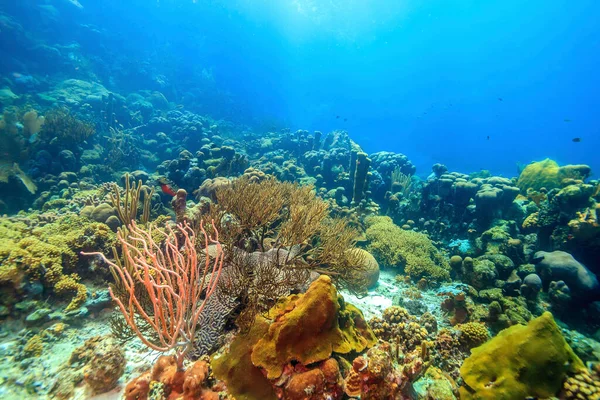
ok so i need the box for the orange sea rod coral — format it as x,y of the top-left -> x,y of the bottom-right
83,220 -> 224,369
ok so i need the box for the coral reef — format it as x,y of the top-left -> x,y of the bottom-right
1,15 -> 600,399
251,275 -> 376,379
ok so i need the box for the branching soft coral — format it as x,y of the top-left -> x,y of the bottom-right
215,176 -> 293,248
41,108 -> 95,144
212,175 -> 372,331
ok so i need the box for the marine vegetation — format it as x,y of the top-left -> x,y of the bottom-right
1,3 -> 600,399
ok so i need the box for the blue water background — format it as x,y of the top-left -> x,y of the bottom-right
5,0 -> 599,177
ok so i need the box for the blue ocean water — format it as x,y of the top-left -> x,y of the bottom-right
4,0 -> 597,177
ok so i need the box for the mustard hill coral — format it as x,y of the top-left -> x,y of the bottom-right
561,367 -> 600,400
0,214 -> 115,310
365,216 -> 450,281
456,322 -> 490,348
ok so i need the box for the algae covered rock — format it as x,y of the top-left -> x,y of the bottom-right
459,312 -> 584,399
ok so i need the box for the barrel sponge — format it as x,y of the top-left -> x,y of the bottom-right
251,275 -> 377,380
517,158 -> 591,192
459,312 -> 583,400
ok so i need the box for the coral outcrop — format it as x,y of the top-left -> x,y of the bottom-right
365,216 -> 450,281
533,250 -> 600,301
212,276 -> 376,398
517,158 -> 591,192
251,275 -> 376,379
460,312 -> 584,399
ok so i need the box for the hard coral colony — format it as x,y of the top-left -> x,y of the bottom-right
0,3 -> 600,400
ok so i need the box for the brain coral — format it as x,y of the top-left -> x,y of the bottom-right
365,216 -> 450,281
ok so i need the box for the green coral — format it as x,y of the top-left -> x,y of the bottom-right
479,224 -> 511,255
516,158 -> 591,192
413,367 -> 458,400
485,296 -> 532,333
460,312 -> 583,400
464,259 -> 497,289
211,317 -> 277,400
365,216 -> 450,281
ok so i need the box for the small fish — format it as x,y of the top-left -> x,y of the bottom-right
572,137 -> 582,143
160,183 -> 177,196
343,118 -> 347,122
157,177 -> 177,196
487,136 -> 490,140
498,97 -> 503,101
564,119 -> 571,122
336,115 -> 340,119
